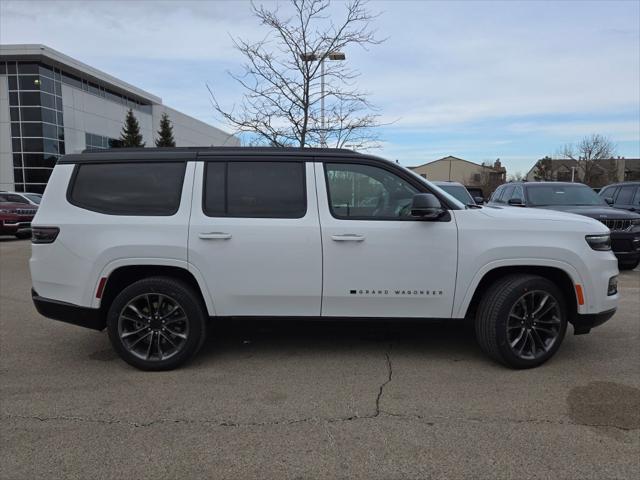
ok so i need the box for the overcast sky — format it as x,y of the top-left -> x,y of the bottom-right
1,0 -> 639,174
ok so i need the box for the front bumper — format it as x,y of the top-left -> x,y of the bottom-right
571,308 -> 617,335
32,289 -> 105,331
0,221 -> 19,234
611,231 -> 640,262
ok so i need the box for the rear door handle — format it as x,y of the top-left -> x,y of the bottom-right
331,234 -> 365,242
199,232 -> 232,240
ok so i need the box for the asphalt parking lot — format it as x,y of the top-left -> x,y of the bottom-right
1,238 -> 638,479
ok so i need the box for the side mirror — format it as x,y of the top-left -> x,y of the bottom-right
473,196 -> 484,205
508,198 -> 525,206
604,197 -> 614,205
411,193 -> 445,220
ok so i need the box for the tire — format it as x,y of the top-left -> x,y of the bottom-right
15,231 -> 31,240
107,277 -> 207,371
475,274 -> 567,369
618,260 -> 639,271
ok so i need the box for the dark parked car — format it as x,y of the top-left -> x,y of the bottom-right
465,186 -> 485,204
433,181 -> 483,205
0,193 -> 38,239
598,182 -> 640,213
488,182 -> 640,270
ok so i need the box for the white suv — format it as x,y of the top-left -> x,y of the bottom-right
30,148 -> 619,370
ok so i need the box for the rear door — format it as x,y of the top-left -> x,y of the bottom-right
188,158 -> 322,316
316,161 -> 458,318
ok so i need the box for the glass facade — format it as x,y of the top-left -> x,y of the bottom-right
85,132 -> 119,150
1,59 -> 153,193
6,62 -> 64,193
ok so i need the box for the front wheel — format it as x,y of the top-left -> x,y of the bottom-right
107,277 -> 207,371
475,274 -> 567,369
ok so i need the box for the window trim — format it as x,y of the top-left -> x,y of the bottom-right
323,160 -> 450,222
66,161 -> 187,216
202,159 -> 308,219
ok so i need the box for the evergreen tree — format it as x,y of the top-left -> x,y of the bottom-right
119,109 -> 145,147
155,113 -> 176,147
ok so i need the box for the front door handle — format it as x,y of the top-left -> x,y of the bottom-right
331,234 -> 365,242
199,232 -> 232,240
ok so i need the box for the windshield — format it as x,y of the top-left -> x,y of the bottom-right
527,184 -> 607,206
437,184 -> 474,205
401,167 -> 466,209
24,193 -> 42,204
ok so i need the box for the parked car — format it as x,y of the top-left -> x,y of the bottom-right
432,181 -> 482,205
0,208 -> 22,237
465,186 -> 485,204
0,196 -> 38,239
31,148 -> 618,371
488,182 -> 640,270
12,192 -> 43,205
599,182 -> 640,213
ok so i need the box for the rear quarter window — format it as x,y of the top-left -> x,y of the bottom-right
68,162 -> 186,215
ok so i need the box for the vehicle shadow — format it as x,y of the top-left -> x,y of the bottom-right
196,318 -> 481,363
0,236 -> 27,242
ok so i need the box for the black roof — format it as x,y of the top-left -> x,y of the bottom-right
59,146 -> 377,164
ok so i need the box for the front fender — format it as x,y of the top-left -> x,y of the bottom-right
454,258 -> 585,318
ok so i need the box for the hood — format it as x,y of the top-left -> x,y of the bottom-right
537,205 -> 640,220
480,205 -> 600,225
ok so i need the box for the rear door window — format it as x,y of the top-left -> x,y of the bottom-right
203,161 -> 306,218
69,162 -> 186,215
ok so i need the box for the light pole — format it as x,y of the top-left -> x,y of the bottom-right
300,51 -> 346,147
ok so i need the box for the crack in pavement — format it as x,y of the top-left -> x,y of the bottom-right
3,343 -> 635,433
1,343 -> 397,430
374,343 -> 393,417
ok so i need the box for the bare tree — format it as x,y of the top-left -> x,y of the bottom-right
507,171 -> 524,182
209,0 -> 383,149
561,134 -> 616,186
532,156 -> 554,181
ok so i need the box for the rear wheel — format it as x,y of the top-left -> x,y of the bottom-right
475,274 -> 567,369
107,277 -> 206,371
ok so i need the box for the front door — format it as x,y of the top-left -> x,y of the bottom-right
316,161 -> 458,318
189,159 -> 322,317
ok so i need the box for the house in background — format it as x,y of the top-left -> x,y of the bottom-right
525,157 -> 640,187
409,156 -> 506,198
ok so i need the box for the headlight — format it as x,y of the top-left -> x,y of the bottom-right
0,209 -> 9,214
585,234 -> 611,251
631,218 -> 640,226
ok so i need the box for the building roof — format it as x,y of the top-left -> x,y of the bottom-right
526,157 -> 640,178
0,44 -> 161,104
410,155 -> 500,171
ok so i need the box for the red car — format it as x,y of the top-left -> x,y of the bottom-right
0,193 -> 38,239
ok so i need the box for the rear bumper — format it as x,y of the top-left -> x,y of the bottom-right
32,289 -> 105,331
571,308 -> 616,335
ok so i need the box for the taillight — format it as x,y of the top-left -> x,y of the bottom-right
31,226 -> 60,244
